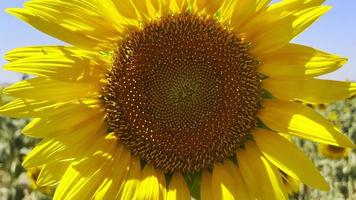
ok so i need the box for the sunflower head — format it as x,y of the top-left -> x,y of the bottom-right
103,12 -> 260,172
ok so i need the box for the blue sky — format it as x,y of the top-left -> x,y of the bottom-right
1,0 -> 355,84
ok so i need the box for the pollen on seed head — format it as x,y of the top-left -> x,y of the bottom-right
103,13 -> 261,172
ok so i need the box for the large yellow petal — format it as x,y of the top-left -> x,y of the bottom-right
240,4 -> 330,55
0,99 -> 67,118
4,45 -> 108,63
227,0 -> 271,29
22,103 -> 104,138
258,100 -> 355,148
37,160 -> 71,186
266,0 -> 326,14
94,147 -> 131,200
7,0 -> 134,50
212,163 -> 239,200
240,0 -> 326,35
131,0 -> 161,22
53,134 -> 118,200
23,117 -> 104,168
237,142 -> 288,200
200,170 -> 213,200
161,0 -> 188,14
224,160 -> 251,200
4,46 -> 108,82
258,44 -> 347,79
263,79 -> 356,104
253,128 -> 329,190
94,0 -> 140,31
234,151 -> 261,199
0,98 -> 99,119
212,161 -> 251,200
191,0 -> 225,16
23,138 -> 68,168
5,45 -> 73,62
111,0 -> 138,20
3,77 -> 101,102
157,169 -> 167,200
118,156 -> 141,200
136,164 -> 161,200
167,172 -> 190,200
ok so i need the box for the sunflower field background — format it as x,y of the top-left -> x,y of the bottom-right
0,76 -> 355,200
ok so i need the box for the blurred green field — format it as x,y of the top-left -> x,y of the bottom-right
0,90 -> 355,200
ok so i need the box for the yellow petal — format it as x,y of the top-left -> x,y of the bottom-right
263,79 -> 356,104
111,0 -> 138,20
243,5 -> 331,55
94,147 -> 131,200
0,98 -> 99,118
136,164 -> 160,200
23,117 -> 104,168
157,169 -> 167,200
23,138 -> 67,168
253,128 -> 329,190
167,172 -> 190,200
3,77 -> 101,102
266,0 -> 326,14
37,160 -> 71,186
192,0 -> 225,16
212,163 -> 239,200
200,170 -> 213,200
212,161 -> 251,200
228,0 -> 271,29
234,152 -> 260,199
0,99 -> 67,118
224,160 -> 251,200
22,103 -> 104,138
4,45 -> 108,63
240,0 -> 326,34
94,0 -> 140,31
118,156 -> 141,200
131,0 -> 160,22
5,45 -> 70,62
4,46 -> 107,82
258,43 -> 347,79
7,9 -> 104,50
53,134 -> 118,200
7,0 -> 122,50
237,142 -> 288,200
258,100 -> 355,148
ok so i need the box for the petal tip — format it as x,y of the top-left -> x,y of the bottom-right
319,180 -> 330,191
321,5 -> 333,12
22,157 -> 31,168
3,50 -> 17,62
1,87 -> 10,95
5,8 -> 21,16
339,57 -> 348,66
3,62 -> 12,70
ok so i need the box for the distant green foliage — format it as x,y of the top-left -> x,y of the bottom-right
0,91 -> 50,200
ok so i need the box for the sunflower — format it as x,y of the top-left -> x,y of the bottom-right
318,143 -> 351,159
1,0 -> 355,199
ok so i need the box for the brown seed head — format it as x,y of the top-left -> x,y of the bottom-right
103,13 -> 260,172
